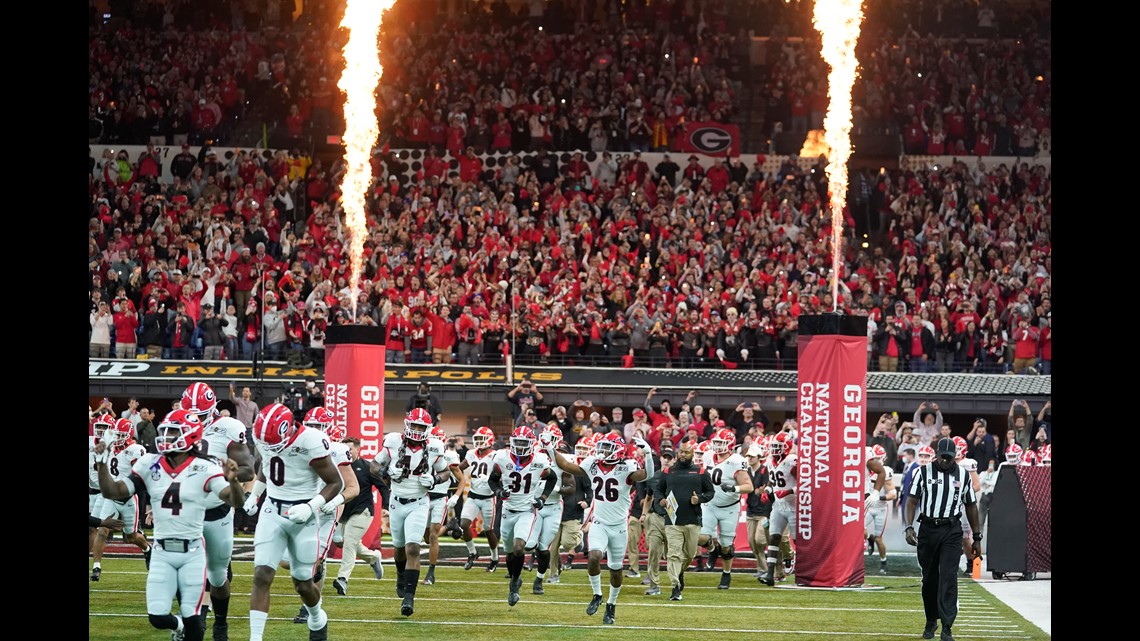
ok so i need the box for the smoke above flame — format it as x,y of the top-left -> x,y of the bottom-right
812,0 -> 864,311
337,0 -> 394,319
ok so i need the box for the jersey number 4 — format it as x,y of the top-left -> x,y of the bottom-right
161,482 -> 182,516
592,477 -> 619,502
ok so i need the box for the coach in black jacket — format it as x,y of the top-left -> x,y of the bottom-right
653,440 -> 715,600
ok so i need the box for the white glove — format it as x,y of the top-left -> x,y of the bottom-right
863,493 -> 877,513
539,430 -> 555,446
446,493 -> 460,511
716,348 -> 726,360
419,474 -> 435,489
332,528 -> 344,545
740,349 -> 749,361
243,492 -> 260,516
287,503 -> 314,524
320,493 -> 346,515
632,437 -> 651,453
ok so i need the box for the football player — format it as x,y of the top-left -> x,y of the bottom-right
543,431 -> 655,625
550,431 -> 598,581
91,418 -> 151,582
242,404 -> 343,641
95,409 -> 245,641
368,407 -> 452,617
532,424 -> 566,594
180,382 -> 256,640
488,425 -> 557,606
759,430 -> 798,586
864,445 -> 896,575
459,425 -> 501,572
284,407 -> 359,624
696,428 -> 753,589
89,413 -> 115,553
422,425 -> 465,586
954,435 -> 982,570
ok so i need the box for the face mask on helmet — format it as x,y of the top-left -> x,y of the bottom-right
473,428 -> 494,450
510,426 -> 535,457
404,408 -> 432,442
155,410 -> 203,454
180,382 -> 219,427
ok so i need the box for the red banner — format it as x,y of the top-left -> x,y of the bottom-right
794,315 -> 869,587
675,122 -> 742,157
324,326 -> 388,551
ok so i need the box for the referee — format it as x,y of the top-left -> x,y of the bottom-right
903,438 -> 982,641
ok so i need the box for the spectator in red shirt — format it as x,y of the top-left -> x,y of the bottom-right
383,300 -> 409,363
429,304 -> 457,364
405,307 -> 434,364
112,297 -> 139,359
1010,316 -> 1040,374
457,147 -> 483,183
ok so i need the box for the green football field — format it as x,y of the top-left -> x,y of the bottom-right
88,558 -> 1047,640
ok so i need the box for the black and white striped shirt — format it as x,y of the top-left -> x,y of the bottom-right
912,462 -> 975,520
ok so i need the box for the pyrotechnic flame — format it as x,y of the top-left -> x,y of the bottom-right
337,0 -> 393,320
813,0 -> 864,311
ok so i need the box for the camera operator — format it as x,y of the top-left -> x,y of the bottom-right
506,376 -> 543,424
406,381 -> 443,424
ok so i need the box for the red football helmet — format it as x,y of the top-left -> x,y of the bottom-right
92,413 -> 115,442
543,424 -> 564,448
303,406 -> 334,431
594,432 -> 626,463
1004,443 -> 1023,464
917,445 -> 935,464
770,431 -> 794,460
753,435 -> 771,459
404,407 -> 432,442
952,436 -> 968,460
1018,448 -> 1038,467
111,418 -> 135,450
180,382 -> 219,426
694,439 -> 711,455
253,403 -> 297,454
509,425 -> 536,457
325,421 -> 347,442
429,425 -> 447,441
156,409 -> 205,454
869,444 -> 887,461
1038,444 -> 1051,466
710,428 -> 736,455
473,426 -> 495,450
575,432 -> 596,459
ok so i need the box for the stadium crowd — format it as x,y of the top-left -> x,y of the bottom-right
88,0 -> 1051,374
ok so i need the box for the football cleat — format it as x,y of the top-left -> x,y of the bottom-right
333,577 -> 347,595
603,603 -> 616,625
400,595 -> 414,617
532,576 -> 544,595
586,594 -> 603,615
486,558 -> 499,573
91,566 -> 101,582
669,586 -> 682,600
464,552 -> 478,570
718,572 -> 732,589
508,577 -> 522,606
422,570 -> 435,585
370,557 -> 384,580
292,605 -> 308,624
759,571 -> 775,586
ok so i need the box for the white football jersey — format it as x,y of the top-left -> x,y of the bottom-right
376,432 -> 450,500
201,415 -> 248,460
579,454 -> 640,526
255,426 -> 333,501
89,436 -> 101,490
130,453 -> 229,540
866,465 -> 894,506
958,457 -> 978,473
201,417 -> 248,509
707,452 -> 749,505
491,449 -> 553,511
319,441 -> 353,491
771,453 -> 797,507
464,447 -> 497,495
108,443 -> 147,485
